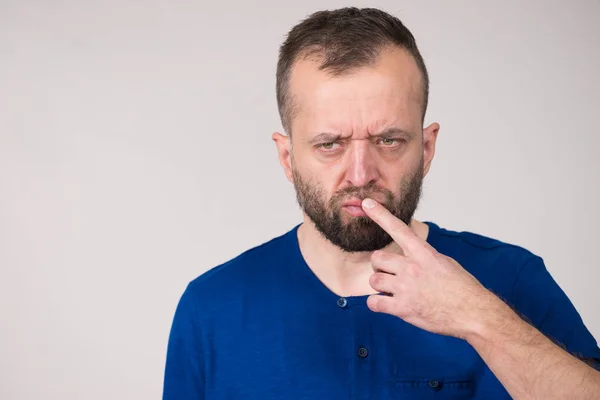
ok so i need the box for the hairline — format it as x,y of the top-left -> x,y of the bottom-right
281,45 -> 428,137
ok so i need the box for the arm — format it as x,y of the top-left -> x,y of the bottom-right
163,283 -> 205,400
466,290 -> 600,400
360,198 -> 600,400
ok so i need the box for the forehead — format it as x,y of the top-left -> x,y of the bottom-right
288,47 -> 424,137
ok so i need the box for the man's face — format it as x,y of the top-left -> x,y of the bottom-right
278,47 -> 436,252
292,158 -> 423,252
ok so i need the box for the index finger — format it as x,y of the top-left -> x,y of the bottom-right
361,198 -> 421,252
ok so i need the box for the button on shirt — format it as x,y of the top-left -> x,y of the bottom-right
163,222 -> 600,399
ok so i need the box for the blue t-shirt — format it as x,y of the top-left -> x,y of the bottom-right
163,222 -> 600,399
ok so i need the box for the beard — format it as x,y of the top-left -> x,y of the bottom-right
292,161 -> 424,253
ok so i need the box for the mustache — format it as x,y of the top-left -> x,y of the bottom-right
331,182 -> 393,204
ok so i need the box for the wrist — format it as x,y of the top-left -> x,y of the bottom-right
461,289 -> 516,345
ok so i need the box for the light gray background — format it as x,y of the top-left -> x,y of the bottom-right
1,0 -> 599,399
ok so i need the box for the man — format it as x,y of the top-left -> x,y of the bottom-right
163,7 -> 600,399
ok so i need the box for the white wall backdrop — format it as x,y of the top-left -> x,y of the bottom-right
1,1 -> 599,399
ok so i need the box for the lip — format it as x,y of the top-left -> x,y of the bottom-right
341,199 -> 364,207
341,199 -> 368,216
342,205 -> 367,217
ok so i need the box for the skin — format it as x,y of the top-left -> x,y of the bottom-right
273,46 -> 436,296
363,198 -> 600,399
272,46 -> 600,398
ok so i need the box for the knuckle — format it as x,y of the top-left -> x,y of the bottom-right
406,262 -> 421,278
424,246 -> 441,259
390,219 -> 406,234
371,250 -> 383,263
370,273 -> 382,286
371,250 -> 390,263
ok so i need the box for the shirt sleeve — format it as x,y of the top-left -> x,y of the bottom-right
511,256 -> 600,370
163,283 -> 205,399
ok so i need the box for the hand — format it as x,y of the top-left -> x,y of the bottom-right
362,198 -> 498,339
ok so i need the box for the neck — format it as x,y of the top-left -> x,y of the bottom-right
296,216 -> 429,297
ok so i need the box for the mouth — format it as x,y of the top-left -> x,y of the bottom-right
343,205 -> 367,217
341,199 -> 368,217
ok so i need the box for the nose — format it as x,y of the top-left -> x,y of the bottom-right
344,140 -> 380,188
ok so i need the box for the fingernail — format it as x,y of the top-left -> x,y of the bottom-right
363,198 -> 375,209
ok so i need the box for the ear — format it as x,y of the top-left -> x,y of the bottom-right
422,122 -> 440,177
272,132 -> 294,183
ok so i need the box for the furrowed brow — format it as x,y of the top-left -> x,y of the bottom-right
371,128 -> 415,139
308,132 -> 342,145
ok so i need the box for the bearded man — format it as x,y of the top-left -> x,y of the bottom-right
163,7 -> 600,400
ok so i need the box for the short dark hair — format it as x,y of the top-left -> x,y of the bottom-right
276,7 -> 429,135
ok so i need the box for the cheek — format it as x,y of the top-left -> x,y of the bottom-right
296,162 -> 341,196
295,168 -> 333,201
389,148 -> 422,180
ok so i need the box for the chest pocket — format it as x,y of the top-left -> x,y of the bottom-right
390,377 -> 474,399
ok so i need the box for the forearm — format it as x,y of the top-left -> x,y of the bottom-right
466,294 -> 600,400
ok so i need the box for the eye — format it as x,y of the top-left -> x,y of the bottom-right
378,138 -> 403,147
319,142 -> 340,150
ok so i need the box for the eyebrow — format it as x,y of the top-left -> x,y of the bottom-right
308,132 -> 344,145
308,128 -> 414,144
371,127 -> 415,139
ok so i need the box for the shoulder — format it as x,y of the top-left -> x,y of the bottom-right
185,226 -> 297,298
426,221 -> 541,294
427,221 -> 537,260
